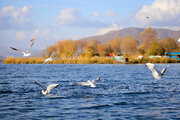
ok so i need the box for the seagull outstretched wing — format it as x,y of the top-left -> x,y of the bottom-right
160,66 -> 168,76
34,80 -> 45,92
145,63 -> 168,79
92,77 -> 100,83
10,47 -> 24,53
76,81 -> 91,86
145,63 -> 157,72
30,37 -> 35,48
46,84 -> 59,94
145,63 -> 160,79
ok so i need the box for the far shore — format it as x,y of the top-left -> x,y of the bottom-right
2,57 -> 180,64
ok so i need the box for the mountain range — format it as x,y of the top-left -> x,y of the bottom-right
80,27 -> 180,42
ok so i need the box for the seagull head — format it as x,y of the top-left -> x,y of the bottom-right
96,77 -> 100,81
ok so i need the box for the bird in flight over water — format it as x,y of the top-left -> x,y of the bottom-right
76,77 -> 100,88
34,80 -> 59,95
10,36 -> 35,57
145,63 -> 168,79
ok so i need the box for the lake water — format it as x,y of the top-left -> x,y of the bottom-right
0,62 -> 180,120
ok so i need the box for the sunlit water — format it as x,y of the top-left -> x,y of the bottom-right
0,61 -> 180,119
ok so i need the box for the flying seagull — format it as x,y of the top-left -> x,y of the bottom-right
10,37 -> 35,57
76,77 -> 100,88
34,80 -> 59,95
178,38 -> 180,43
43,57 -> 54,63
43,52 -> 58,63
43,57 -> 58,64
145,63 -> 168,79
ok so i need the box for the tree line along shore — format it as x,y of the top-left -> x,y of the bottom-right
42,27 -> 180,59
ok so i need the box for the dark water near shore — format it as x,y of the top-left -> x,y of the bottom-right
0,62 -> 180,119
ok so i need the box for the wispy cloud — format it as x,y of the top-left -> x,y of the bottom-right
135,0 -> 180,27
0,6 -> 34,30
55,8 -> 81,25
55,8 -> 110,28
97,23 -> 123,35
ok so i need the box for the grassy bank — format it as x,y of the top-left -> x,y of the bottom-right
2,57 -> 180,64
128,57 -> 179,64
2,57 -> 117,64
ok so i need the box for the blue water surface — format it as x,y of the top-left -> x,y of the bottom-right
0,61 -> 180,120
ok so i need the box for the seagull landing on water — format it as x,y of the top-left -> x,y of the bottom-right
76,77 -> 100,88
34,80 -> 59,95
145,63 -> 169,79
10,37 -> 35,57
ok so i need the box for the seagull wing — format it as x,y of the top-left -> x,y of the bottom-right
76,82 -> 91,86
27,37 -> 35,52
30,37 -> 35,48
145,63 -> 162,79
43,58 -> 52,63
30,41 -> 34,48
161,66 -> 168,76
43,58 -> 48,63
145,63 -> 155,71
92,77 -> 100,83
46,84 -> 59,94
34,80 -> 45,92
10,47 -> 23,52
89,81 -> 96,88
50,51 -> 57,57
10,47 -> 26,54
145,63 -> 159,73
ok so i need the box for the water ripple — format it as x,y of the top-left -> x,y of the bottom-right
0,64 -> 180,119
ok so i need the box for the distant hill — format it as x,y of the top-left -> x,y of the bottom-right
80,27 -> 180,42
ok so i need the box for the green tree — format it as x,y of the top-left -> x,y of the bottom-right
149,40 -> 165,55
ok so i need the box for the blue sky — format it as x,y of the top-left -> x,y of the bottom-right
0,0 -> 180,49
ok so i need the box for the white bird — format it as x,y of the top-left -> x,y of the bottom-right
43,57 -> 53,63
34,80 -> 59,95
10,37 -> 35,57
43,52 -> 58,63
76,77 -> 100,88
145,63 -> 168,79
178,38 -> 180,43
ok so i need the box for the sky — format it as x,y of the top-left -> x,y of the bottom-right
0,0 -> 180,50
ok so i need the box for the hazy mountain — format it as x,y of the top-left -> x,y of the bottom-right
80,27 -> 180,42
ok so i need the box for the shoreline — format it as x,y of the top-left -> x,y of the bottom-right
2,57 -> 180,64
